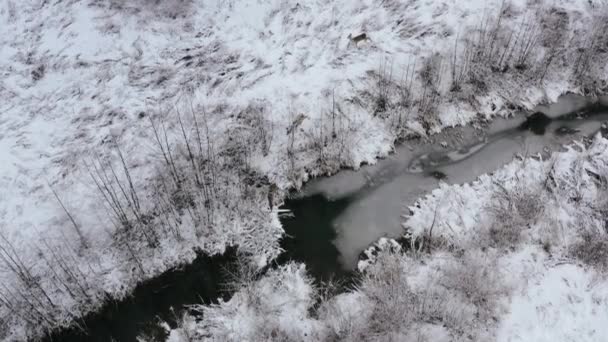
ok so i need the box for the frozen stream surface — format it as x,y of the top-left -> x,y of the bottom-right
282,94 -> 608,272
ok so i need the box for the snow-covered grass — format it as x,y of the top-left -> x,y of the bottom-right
167,262 -> 324,342
402,134 -> 608,341
167,242 -> 507,341
1,0 -> 608,340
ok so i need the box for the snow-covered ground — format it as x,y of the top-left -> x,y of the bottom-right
402,134 -> 608,341
1,0 -> 607,340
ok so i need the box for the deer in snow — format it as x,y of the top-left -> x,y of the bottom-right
347,33 -> 371,48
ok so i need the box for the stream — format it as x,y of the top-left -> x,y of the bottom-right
44,249 -> 237,342
46,94 -> 608,341
287,94 -> 608,270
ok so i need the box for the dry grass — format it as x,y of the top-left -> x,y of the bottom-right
91,0 -> 195,20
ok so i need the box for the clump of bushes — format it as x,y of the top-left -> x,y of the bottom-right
355,250 -> 417,339
324,248 -> 506,341
484,182 -> 544,248
569,230 -> 608,271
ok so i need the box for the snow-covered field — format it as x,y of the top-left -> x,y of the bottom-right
1,0 -> 607,340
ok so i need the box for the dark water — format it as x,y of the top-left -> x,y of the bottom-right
44,249 -> 237,342
276,194 -> 356,283
519,101 -> 608,135
44,193 -> 357,342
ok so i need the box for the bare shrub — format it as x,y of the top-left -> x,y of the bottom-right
220,252 -> 262,294
590,166 -> 608,222
370,59 -> 395,116
356,249 -> 416,339
569,230 -> 608,271
304,115 -> 346,175
571,9 -> 608,93
484,182 -> 544,248
535,6 -> 570,81
447,1 -> 549,97
186,263 -> 320,342
317,294 -> 366,341
417,54 -> 443,130
394,59 -> 416,130
86,149 -> 161,255
438,250 -> 505,324
238,101 -> 274,157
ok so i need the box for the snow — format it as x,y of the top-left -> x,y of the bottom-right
497,263 -> 608,342
0,0 -> 607,340
168,263 -> 325,342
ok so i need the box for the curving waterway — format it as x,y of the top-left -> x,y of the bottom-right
47,94 -> 608,341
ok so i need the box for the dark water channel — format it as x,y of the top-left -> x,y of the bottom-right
275,194 -> 356,283
45,94 -> 608,342
44,249 -> 237,342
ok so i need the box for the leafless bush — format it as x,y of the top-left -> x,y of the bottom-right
370,59 -> 395,116
448,1 -> 548,96
86,149 -> 160,253
589,166 -> 608,222
395,59 -> 416,129
303,95 -> 351,175
249,324 -> 296,342
353,250 -> 417,340
571,10 -> 608,93
0,230 -> 100,338
77,99 -> 281,288
417,54 -> 443,130
569,230 -> 608,271
31,64 -> 45,81
220,252 -> 263,295
238,102 -> 274,157
284,109 -> 305,187
183,263 -> 320,342
537,8 -> 569,52
484,182 -> 544,248
535,6 -> 570,81
48,183 -> 89,249
438,250 -> 505,324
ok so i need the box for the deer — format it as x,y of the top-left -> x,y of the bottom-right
347,33 -> 371,48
